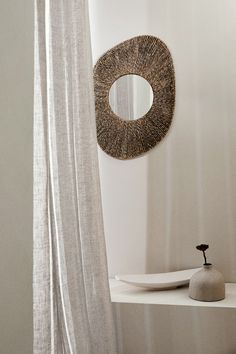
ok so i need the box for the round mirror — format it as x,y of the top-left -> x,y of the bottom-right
94,35 -> 175,159
109,74 -> 153,120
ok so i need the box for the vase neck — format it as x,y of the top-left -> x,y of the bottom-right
203,263 -> 213,269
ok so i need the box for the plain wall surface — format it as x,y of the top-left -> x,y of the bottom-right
89,0 -> 150,277
89,0 -> 236,281
0,1 -> 33,353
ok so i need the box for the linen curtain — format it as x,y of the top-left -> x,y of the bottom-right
33,1 -> 116,353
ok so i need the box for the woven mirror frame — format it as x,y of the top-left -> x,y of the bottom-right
94,35 -> 175,160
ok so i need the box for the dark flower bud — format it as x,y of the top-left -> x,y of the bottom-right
196,244 -> 209,252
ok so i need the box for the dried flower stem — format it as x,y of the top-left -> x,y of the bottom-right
196,244 -> 210,265
203,250 -> 207,265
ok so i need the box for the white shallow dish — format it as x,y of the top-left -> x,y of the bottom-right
115,268 -> 201,290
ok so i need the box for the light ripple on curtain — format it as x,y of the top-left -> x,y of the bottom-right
33,0 -> 117,353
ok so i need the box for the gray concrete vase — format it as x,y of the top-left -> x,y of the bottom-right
189,264 -> 225,302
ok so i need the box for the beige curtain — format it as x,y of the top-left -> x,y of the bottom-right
33,1 -> 116,353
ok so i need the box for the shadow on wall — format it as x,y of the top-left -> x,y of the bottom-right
145,127 -> 201,273
145,103 -> 236,281
145,0 -> 236,282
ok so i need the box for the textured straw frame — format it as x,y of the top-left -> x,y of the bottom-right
94,35 -> 175,159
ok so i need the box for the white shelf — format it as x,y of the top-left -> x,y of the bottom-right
109,279 -> 236,308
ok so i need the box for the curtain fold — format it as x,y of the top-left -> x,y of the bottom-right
33,1 -> 117,353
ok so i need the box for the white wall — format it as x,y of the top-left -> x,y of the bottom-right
89,0 -> 236,280
0,1 -> 33,353
89,0 -> 150,276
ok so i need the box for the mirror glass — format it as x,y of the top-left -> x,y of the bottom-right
109,74 -> 153,120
